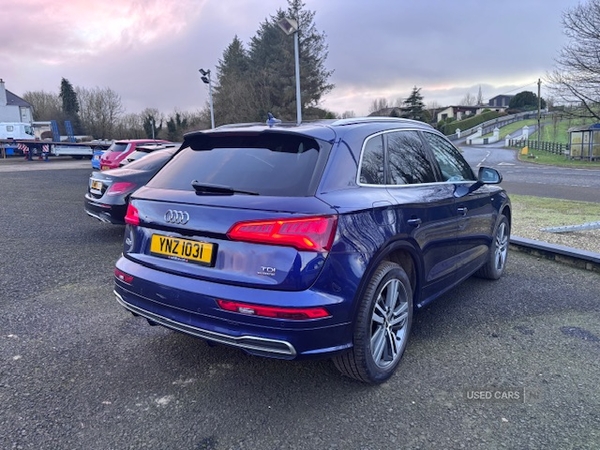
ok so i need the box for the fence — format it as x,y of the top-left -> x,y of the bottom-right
507,139 -> 568,156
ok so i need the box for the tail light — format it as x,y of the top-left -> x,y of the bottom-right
124,204 -> 140,226
217,299 -> 331,320
227,216 -> 337,251
114,268 -> 133,284
106,181 -> 137,196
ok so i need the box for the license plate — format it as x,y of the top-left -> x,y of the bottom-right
91,180 -> 103,191
150,234 -> 215,266
101,165 -> 110,170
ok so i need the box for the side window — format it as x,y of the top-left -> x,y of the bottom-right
359,134 -> 384,184
387,130 -> 437,185
422,132 -> 475,182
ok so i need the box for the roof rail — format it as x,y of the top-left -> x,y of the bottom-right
205,116 -> 434,130
330,116 -> 434,128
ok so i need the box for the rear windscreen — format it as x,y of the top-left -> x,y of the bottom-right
125,149 -> 176,171
146,133 -> 330,196
107,143 -> 130,153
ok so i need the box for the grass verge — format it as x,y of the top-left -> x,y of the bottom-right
510,194 -> 600,254
517,151 -> 600,168
511,195 -> 600,228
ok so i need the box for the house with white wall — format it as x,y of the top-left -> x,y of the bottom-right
436,105 -> 483,123
0,79 -> 33,123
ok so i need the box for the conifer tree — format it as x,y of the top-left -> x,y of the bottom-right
59,78 -> 82,134
401,87 -> 426,122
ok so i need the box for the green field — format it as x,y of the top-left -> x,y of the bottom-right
519,150 -> 600,167
532,116 -> 595,144
487,115 -> 595,143
490,115 -> 600,167
482,119 -> 538,138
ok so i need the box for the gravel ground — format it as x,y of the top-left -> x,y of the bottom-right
511,210 -> 600,255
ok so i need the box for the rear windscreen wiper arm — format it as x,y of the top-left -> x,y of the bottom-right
191,181 -> 259,196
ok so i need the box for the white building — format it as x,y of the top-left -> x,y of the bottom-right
0,79 -> 33,123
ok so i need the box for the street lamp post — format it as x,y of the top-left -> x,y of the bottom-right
277,17 -> 302,125
199,68 -> 215,129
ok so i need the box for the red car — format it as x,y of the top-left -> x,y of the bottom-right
99,139 -> 171,170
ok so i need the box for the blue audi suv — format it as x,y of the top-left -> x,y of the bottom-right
114,117 -> 511,383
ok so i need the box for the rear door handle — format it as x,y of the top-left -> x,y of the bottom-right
407,218 -> 422,228
457,206 -> 468,216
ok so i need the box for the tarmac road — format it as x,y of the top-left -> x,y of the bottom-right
1,163 -> 599,449
461,145 -> 600,204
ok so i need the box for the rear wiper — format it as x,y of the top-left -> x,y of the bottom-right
191,181 -> 259,196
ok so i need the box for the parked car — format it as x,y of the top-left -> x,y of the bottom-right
85,146 -> 178,224
91,148 -> 106,170
118,143 -> 180,167
114,117 -> 511,384
99,139 -> 171,170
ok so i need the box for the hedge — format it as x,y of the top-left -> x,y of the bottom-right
441,111 -> 505,135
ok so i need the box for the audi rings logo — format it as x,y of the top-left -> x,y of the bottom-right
164,210 -> 190,225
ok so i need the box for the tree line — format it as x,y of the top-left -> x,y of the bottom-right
23,78 -> 207,141
22,0 -> 600,141
23,0 -> 335,140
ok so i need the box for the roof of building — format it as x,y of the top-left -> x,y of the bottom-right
6,90 -> 32,108
567,123 -> 600,132
440,105 -> 483,110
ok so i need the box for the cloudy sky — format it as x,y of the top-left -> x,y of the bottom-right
0,0 -> 582,118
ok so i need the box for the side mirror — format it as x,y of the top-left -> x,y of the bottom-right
478,167 -> 502,184
454,167 -> 502,198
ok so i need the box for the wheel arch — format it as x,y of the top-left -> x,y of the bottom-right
501,203 -> 511,227
348,239 -> 423,322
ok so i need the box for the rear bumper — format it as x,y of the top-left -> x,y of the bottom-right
115,290 -> 298,358
114,257 -> 354,360
99,161 -> 120,170
84,197 -> 126,224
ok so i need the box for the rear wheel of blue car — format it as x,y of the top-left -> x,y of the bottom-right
333,261 -> 413,384
475,215 -> 510,280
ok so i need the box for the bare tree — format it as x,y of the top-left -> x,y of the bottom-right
139,108 -> 165,139
460,92 -> 476,106
341,110 -> 356,119
369,97 -> 389,114
77,86 -> 124,138
547,0 -> 600,119
427,101 -> 441,123
114,113 -> 145,140
22,90 -> 64,122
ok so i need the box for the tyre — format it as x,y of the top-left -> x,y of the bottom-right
333,261 -> 413,384
475,215 -> 510,280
